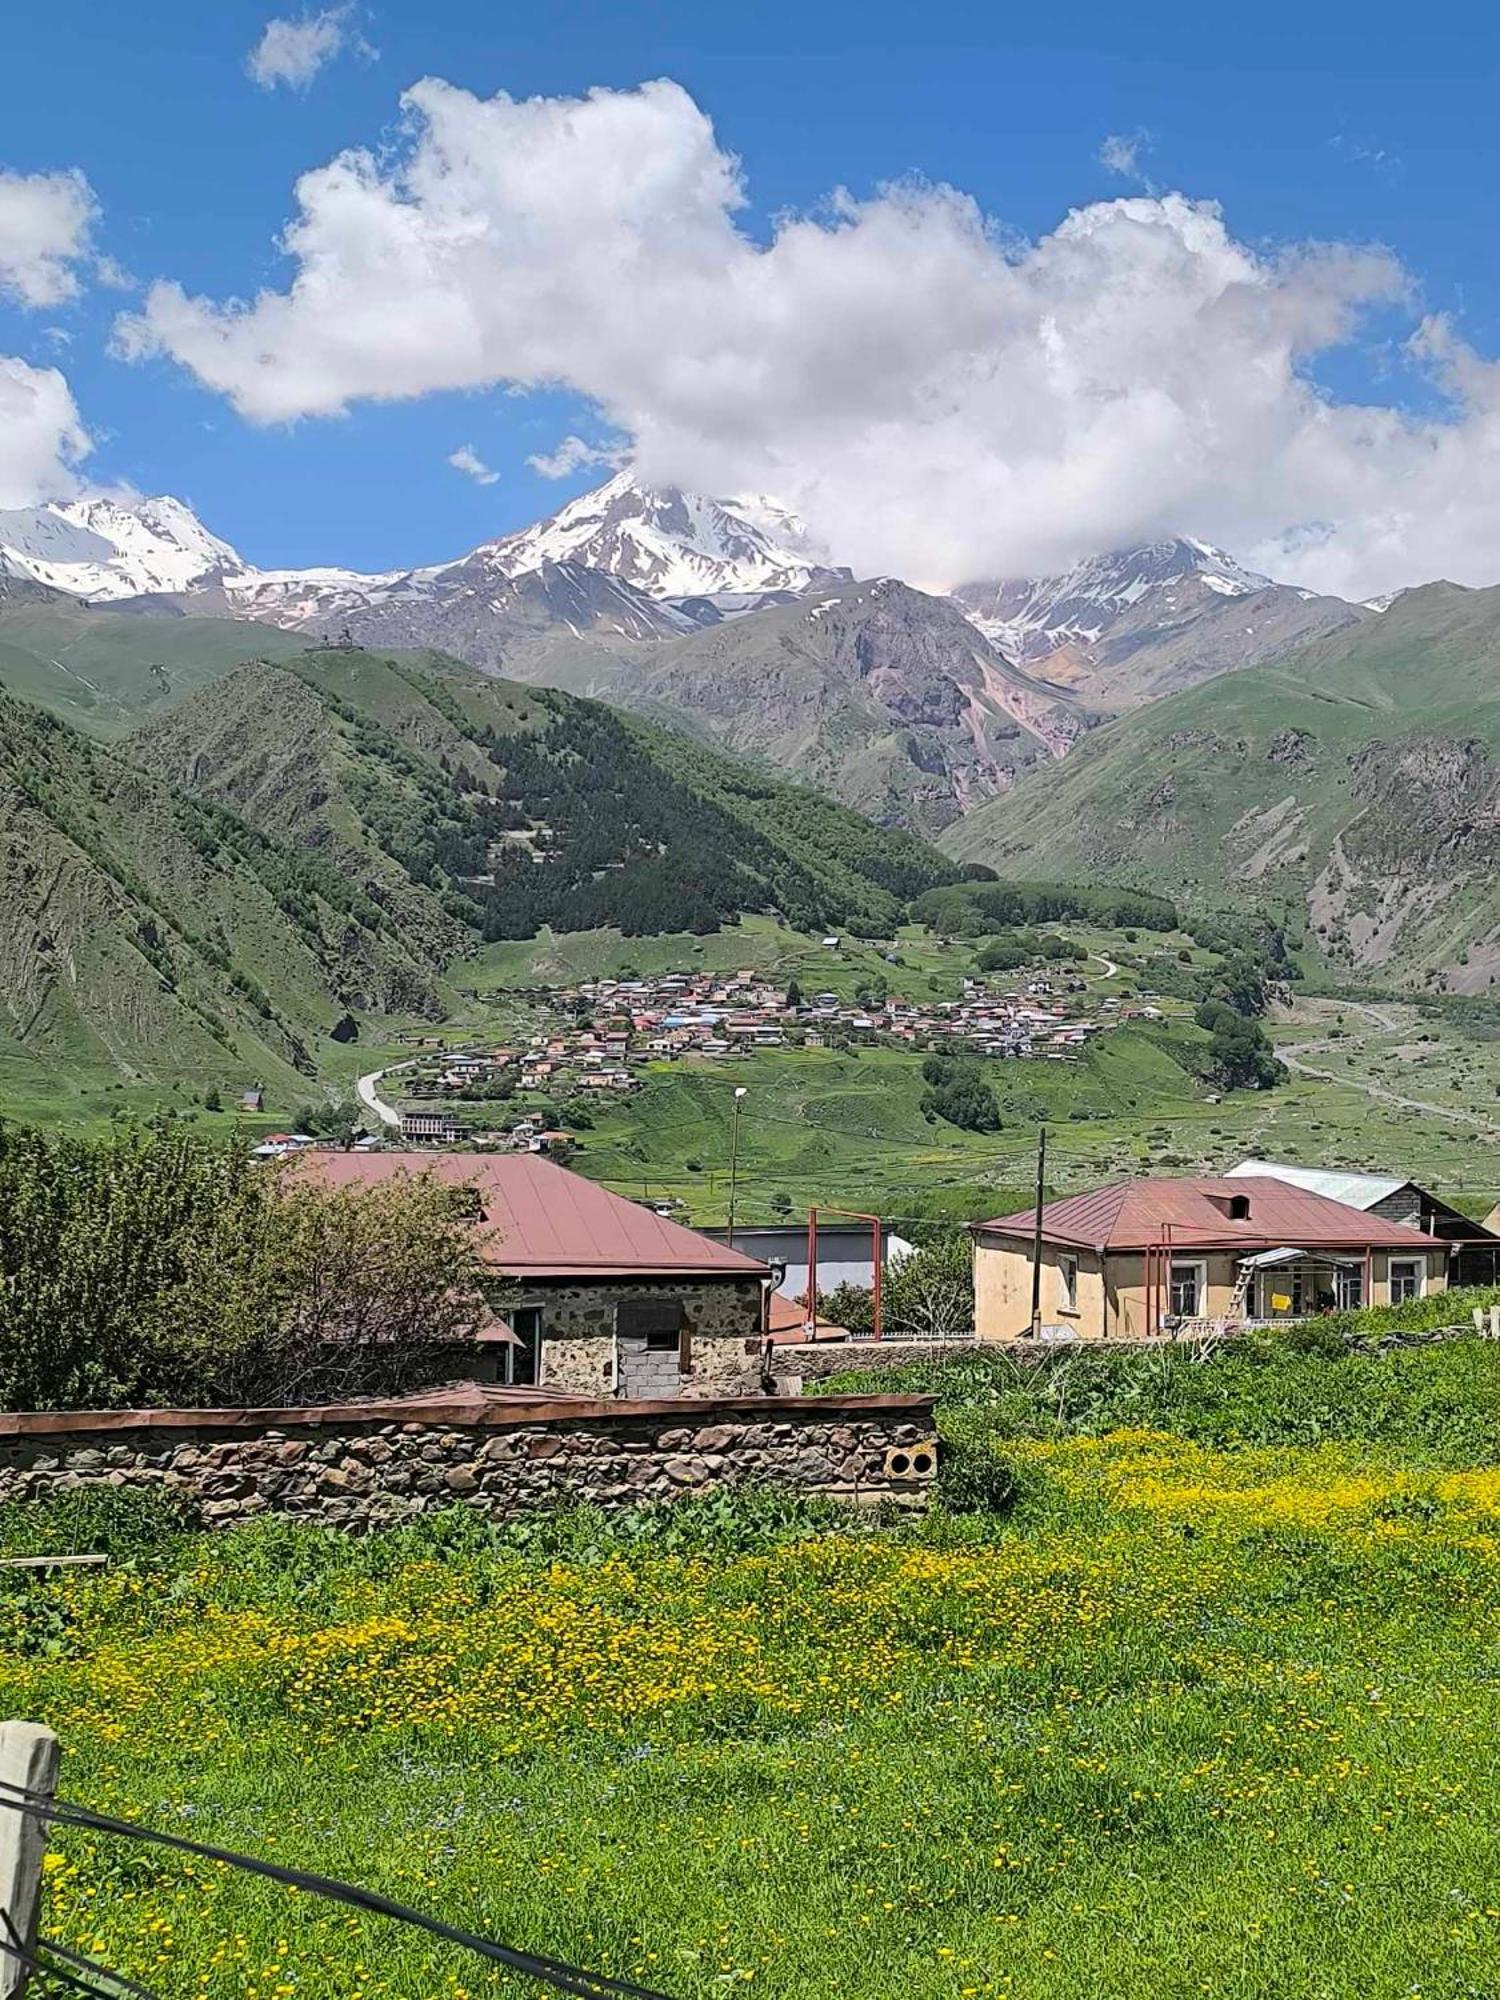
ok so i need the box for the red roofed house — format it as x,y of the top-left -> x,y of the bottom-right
972,1176 -> 1448,1341
293,1151 -> 770,1398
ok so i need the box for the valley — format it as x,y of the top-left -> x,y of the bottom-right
6,477 -> 1500,1223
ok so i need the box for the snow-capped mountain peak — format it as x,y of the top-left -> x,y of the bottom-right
470,471 -> 835,599
0,493 -> 249,601
952,537 -> 1278,660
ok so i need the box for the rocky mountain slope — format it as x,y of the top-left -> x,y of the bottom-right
523,577 -> 1090,834
954,539 -> 1367,710
0,484 -> 1376,832
943,581 -> 1500,990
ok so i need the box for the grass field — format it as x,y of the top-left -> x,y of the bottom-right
12,908 -> 1500,1221
9,1335 -> 1500,1998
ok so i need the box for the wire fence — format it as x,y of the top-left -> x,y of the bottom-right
0,1779 -> 678,2000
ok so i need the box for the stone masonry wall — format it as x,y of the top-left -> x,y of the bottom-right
0,1394 -> 938,1529
531,1276 -> 767,1399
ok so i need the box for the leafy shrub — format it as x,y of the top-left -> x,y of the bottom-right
936,1440 -> 1018,1515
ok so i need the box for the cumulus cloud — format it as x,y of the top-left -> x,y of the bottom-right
247,6 -> 373,90
527,433 -> 627,478
447,441 -> 499,484
112,75 -> 1500,599
0,169 -> 98,308
0,357 -> 90,507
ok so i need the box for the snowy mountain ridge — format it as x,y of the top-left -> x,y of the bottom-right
469,471 -> 837,599
0,473 -> 837,620
0,495 -> 251,600
952,538 -> 1281,660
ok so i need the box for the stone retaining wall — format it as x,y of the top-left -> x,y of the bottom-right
0,1392 -> 938,1529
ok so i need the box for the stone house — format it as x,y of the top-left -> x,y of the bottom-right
293,1151 -> 771,1398
971,1175 -> 1449,1341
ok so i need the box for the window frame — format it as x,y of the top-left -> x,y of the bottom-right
1334,1264 -> 1365,1311
1388,1257 -> 1425,1305
1169,1259 -> 1207,1319
1057,1253 -> 1080,1314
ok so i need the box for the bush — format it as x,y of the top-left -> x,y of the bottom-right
936,1440 -> 1018,1515
0,1124 -> 500,1410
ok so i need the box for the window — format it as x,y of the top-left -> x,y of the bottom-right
503,1306 -> 542,1386
1334,1266 -> 1365,1310
1057,1254 -> 1079,1313
1170,1261 -> 1205,1317
1389,1258 -> 1424,1304
1227,1194 -> 1251,1221
615,1298 -> 685,1345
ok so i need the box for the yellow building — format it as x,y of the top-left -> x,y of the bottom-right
972,1176 -> 1449,1342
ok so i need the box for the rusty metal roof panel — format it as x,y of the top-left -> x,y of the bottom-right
290,1151 -> 771,1278
978,1175 -> 1443,1252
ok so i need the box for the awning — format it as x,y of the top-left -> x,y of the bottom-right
1236,1246 -> 1364,1270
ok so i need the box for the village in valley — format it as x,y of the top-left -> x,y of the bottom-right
376,946 -> 1165,1150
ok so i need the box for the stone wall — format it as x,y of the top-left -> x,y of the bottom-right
530,1276 -> 767,1399
0,1391 -> 937,1529
773,1339 -> 984,1384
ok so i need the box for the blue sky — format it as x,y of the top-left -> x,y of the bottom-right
4,0 -> 1500,591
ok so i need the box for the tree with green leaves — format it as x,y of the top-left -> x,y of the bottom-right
0,1125 -> 500,1412
821,1234 -> 974,1336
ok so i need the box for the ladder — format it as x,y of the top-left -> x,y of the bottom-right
1227,1262 -> 1254,1320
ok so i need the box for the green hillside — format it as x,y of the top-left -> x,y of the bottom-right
0,692 -> 443,1105
0,600 -> 310,736
132,646 -> 960,944
944,582 -> 1500,990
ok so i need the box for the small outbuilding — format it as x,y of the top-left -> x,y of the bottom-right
292,1151 -> 771,1397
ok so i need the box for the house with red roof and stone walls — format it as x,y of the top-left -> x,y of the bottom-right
291,1151 -> 771,1399
971,1175 -> 1449,1341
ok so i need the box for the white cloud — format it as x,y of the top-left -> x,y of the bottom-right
527,433 -> 627,478
0,169 -> 98,308
246,6 -> 373,91
1099,132 -> 1148,180
447,441 -> 499,485
113,75 -> 1500,600
0,356 -> 90,507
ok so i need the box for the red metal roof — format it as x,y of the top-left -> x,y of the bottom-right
977,1176 -> 1444,1253
290,1151 -> 770,1279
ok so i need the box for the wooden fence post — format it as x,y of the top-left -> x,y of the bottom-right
0,1722 -> 59,1999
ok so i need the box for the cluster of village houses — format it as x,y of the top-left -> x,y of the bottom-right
276,1145 -> 1500,1403
390,966 -> 1161,1143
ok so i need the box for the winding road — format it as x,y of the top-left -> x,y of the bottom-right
1277,1001 -> 1500,1139
355,1059 -> 411,1129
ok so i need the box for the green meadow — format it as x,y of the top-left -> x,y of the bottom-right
9,1333 -> 1500,1999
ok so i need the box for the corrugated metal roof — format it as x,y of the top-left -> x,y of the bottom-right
978,1176 -> 1442,1252
1225,1158 -> 1408,1208
291,1152 -> 770,1279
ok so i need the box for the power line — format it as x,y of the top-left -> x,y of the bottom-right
0,1786 -> 676,2000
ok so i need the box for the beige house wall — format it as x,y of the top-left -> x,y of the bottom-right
975,1238 -> 1448,1341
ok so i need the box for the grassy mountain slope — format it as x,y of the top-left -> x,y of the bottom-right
0,601 -> 310,736
0,692 -> 446,1097
131,646 -> 961,945
943,582 -> 1500,989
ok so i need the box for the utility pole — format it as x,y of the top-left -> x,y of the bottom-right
726,1086 -> 748,1248
0,1721 -> 59,1999
1028,1126 -> 1047,1339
